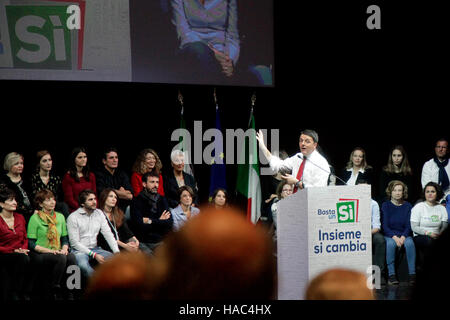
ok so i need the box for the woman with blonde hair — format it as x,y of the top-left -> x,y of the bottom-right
337,147 -> 373,186
381,180 -> 416,285
131,149 -> 164,197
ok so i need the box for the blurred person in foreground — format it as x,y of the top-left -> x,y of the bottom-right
150,206 -> 276,299
305,268 -> 374,300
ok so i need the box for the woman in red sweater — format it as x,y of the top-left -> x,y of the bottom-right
0,184 -> 30,301
62,147 -> 96,212
131,148 -> 164,197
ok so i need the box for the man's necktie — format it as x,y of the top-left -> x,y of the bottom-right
293,156 -> 306,193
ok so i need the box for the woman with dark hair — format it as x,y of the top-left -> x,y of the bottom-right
271,181 -> 293,230
131,148 -> 164,197
97,189 -> 151,255
30,150 -> 69,218
381,180 -> 416,285
27,189 -> 76,300
0,184 -> 30,301
171,185 -> 200,231
210,188 -> 228,210
379,145 -> 414,202
0,152 -> 33,221
337,147 -> 373,186
411,182 -> 448,270
62,147 -> 96,212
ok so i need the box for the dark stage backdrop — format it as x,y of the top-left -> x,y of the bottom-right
1,1 -> 447,206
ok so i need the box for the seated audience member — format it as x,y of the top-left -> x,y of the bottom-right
0,152 -> 33,221
85,252 -> 155,300
412,227 -> 450,301
382,180 -> 416,285
305,268 -> 374,300
97,189 -> 151,255
210,188 -> 228,210
379,145 -> 414,203
164,149 -> 198,209
30,150 -> 69,218
260,150 -> 289,223
271,181 -> 293,230
411,182 -> 448,270
151,207 -> 276,299
27,189 -> 76,300
171,186 -> 200,231
0,184 -> 30,301
337,147 -> 373,186
96,147 -> 133,212
356,179 -> 386,283
421,138 -> 449,202
66,189 -> 119,277
131,148 -> 164,197
130,171 -> 173,251
62,147 -> 96,213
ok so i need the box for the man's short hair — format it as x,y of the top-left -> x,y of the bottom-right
102,147 -> 119,160
78,189 -> 96,206
300,129 -> 319,143
142,170 -> 160,184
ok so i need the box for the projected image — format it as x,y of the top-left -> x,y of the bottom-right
131,0 -> 274,86
0,0 -> 274,86
0,0 -> 132,81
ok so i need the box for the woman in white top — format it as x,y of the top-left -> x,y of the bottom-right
411,182 -> 448,269
338,147 -> 373,186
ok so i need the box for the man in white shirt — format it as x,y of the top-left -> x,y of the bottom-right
421,138 -> 449,201
67,189 -> 120,277
256,129 -> 330,190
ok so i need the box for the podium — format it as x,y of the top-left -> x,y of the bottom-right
277,185 -> 372,300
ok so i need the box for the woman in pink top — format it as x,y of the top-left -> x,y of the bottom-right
62,147 -> 96,212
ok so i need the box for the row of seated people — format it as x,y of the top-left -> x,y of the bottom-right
271,178 -> 448,285
0,173 -> 229,301
1,138 -> 448,225
262,139 -> 449,213
0,147 -> 201,222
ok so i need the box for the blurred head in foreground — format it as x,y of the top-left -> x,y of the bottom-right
152,206 -> 276,299
85,251 -> 155,300
305,268 -> 374,300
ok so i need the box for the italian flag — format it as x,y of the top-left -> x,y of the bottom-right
236,112 -> 262,224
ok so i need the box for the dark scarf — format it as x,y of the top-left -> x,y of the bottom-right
141,189 -> 160,214
434,156 -> 449,191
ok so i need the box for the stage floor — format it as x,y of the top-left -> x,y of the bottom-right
375,283 -> 413,300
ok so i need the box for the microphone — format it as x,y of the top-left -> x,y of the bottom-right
297,154 -> 348,186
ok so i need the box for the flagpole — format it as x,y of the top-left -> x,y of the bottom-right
177,90 -> 194,177
178,90 -> 184,116
248,92 -> 256,127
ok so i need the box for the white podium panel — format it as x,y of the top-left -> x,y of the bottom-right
277,185 -> 372,300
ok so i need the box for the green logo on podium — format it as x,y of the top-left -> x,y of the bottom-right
336,201 -> 357,223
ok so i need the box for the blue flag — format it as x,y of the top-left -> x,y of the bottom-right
209,105 -> 227,201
